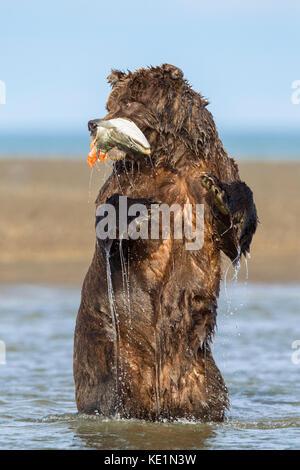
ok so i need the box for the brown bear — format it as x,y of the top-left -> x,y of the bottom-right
73,64 -> 257,421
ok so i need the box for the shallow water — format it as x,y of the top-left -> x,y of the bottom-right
1,131 -> 300,160
0,283 -> 299,450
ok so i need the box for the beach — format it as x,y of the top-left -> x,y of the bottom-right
0,159 -> 299,285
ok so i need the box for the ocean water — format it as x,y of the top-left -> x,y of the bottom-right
0,130 -> 299,160
0,283 -> 299,450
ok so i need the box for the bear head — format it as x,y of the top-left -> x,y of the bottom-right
99,64 -> 218,168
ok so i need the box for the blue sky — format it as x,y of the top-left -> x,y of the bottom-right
1,0 -> 300,133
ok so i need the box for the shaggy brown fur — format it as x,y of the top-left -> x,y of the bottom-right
73,64 -> 257,421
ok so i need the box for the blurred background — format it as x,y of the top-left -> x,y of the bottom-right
0,0 -> 299,284
0,0 -> 299,450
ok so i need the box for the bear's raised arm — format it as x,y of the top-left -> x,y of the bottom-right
200,168 -> 258,263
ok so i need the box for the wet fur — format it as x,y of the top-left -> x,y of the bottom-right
74,64 -> 257,421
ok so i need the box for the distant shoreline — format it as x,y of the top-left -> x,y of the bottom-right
0,159 -> 299,285
1,128 -> 300,160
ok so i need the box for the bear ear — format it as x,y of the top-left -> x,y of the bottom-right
161,64 -> 184,80
107,69 -> 126,88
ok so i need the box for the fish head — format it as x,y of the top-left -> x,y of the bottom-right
88,64 -> 187,167
87,116 -> 151,160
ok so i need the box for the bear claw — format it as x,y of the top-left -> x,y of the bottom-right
200,174 -> 229,215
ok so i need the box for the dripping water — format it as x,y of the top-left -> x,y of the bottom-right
88,167 -> 94,203
223,247 -> 243,309
149,154 -> 157,176
232,247 -> 241,283
154,297 -> 164,418
104,244 -> 121,407
123,159 -> 135,189
119,238 -> 131,328
244,256 -> 249,281
126,247 -> 131,328
113,164 -> 123,192
220,246 -> 247,370
154,328 -> 161,417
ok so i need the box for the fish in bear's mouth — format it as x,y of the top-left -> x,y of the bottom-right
87,117 -> 151,168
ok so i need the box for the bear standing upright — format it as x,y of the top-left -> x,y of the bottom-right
74,64 -> 257,421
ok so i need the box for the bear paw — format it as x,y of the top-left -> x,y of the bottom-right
200,174 -> 229,215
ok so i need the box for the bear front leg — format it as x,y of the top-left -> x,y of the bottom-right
200,174 -> 258,261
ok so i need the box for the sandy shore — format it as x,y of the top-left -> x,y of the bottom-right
0,158 -> 299,284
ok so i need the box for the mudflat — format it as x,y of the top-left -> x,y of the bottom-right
0,159 -> 299,284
